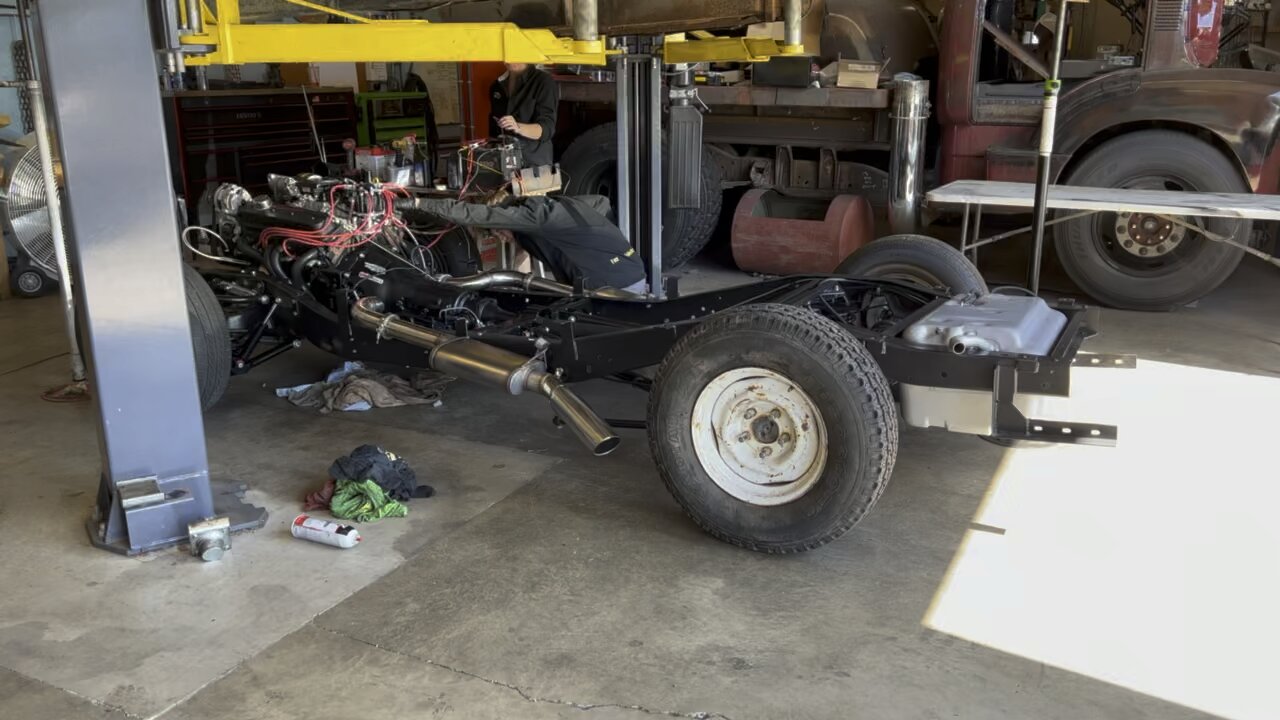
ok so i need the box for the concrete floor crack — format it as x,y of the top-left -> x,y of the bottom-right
316,625 -> 733,719
3,665 -> 141,719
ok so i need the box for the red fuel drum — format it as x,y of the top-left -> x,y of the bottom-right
731,189 -> 874,275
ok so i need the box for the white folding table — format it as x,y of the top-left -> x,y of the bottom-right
925,180 -> 1280,289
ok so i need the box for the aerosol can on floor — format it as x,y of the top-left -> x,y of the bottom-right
291,514 -> 362,549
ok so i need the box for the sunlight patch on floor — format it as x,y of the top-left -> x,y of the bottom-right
925,359 -> 1280,720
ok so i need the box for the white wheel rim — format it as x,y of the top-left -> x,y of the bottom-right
691,367 -> 828,506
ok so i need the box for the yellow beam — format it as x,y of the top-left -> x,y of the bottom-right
662,36 -> 800,64
183,0 -> 610,66
184,21 -> 608,65
180,1 -> 796,67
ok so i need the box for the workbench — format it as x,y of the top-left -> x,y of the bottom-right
925,179 -> 1280,290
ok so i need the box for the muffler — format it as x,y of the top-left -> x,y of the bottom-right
352,298 -> 621,456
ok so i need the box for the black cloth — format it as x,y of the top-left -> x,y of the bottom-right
488,67 -> 558,168
410,195 -> 646,290
329,445 -> 433,502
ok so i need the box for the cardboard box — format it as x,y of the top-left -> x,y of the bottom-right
834,59 -> 886,89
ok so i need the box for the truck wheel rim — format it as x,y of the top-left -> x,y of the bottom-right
1092,175 -> 1205,276
691,367 -> 828,506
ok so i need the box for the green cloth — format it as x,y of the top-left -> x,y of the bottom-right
330,478 -> 408,522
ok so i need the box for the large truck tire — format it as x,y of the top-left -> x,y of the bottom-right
559,122 -> 723,270
1054,130 -> 1248,311
183,264 -> 231,411
836,234 -> 989,295
647,303 -> 898,554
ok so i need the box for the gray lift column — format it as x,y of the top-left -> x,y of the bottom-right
33,0 -> 266,555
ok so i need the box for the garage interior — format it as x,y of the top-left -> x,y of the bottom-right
3,2 -> 1279,720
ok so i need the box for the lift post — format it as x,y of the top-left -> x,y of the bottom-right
34,0 -> 266,555
614,48 -> 665,299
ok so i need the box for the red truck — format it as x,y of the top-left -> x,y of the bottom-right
433,0 -> 1279,309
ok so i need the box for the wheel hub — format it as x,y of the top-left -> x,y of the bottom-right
691,367 -> 827,506
1115,212 -> 1184,258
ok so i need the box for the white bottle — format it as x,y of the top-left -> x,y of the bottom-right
291,514 -> 362,549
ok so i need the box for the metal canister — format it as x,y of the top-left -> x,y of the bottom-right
291,514 -> 362,549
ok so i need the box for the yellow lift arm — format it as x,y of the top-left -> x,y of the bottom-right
178,0 -> 803,67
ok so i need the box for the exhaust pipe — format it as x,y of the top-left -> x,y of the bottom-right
888,74 -> 930,235
441,270 -> 640,300
352,298 -> 621,456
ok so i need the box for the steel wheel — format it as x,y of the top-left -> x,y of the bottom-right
691,367 -> 828,506
1089,176 -> 1202,278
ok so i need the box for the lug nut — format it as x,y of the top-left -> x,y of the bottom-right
1123,240 -> 1133,248
779,433 -> 791,444
770,409 -> 781,419
759,447 -> 773,458
737,432 -> 750,443
744,408 -> 757,419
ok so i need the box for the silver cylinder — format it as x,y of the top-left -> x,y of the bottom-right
782,0 -> 803,48
27,81 -> 85,382
431,339 -> 539,395
532,371 -> 621,456
888,74 -> 929,235
572,0 -> 599,42
351,298 -> 620,455
442,270 -> 637,299
185,0 -> 203,33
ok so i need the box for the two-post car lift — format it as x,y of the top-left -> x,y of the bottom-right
40,0 -> 806,554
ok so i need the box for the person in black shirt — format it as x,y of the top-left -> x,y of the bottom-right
403,193 -> 647,293
490,63 -> 558,168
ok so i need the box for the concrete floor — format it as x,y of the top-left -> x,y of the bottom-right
1,257 -> 1278,720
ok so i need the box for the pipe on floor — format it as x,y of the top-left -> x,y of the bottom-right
351,298 -> 620,456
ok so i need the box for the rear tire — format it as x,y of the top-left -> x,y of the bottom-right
647,303 -> 898,553
559,122 -> 723,269
1054,130 -> 1247,310
836,234 -> 989,295
183,264 -> 231,411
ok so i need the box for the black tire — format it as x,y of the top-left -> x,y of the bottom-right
559,122 -> 723,269
647,303 -> 898,553
183,264 -> 231,411
1054,130 -> 1248,310
12,268 -> 48,298
836,234 -> 989,295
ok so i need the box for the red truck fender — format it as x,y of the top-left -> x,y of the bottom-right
1053,68 -> 1280,194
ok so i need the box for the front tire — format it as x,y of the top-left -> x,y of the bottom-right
647,304 -> 898,553
183,264 -> 231,411
1055,130 -> 1248,310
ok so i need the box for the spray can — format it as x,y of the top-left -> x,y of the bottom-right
291,514 -> 361,549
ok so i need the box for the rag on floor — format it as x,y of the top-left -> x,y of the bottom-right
330,478 -> 408,522
331,444 -> 434,501
304,445 -> 434,517
276,361 -> 453,413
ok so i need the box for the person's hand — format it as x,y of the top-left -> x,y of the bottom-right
497,115 -> 520,134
